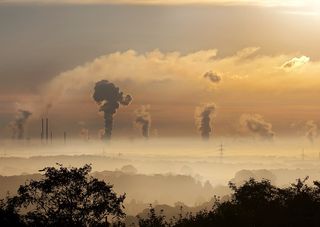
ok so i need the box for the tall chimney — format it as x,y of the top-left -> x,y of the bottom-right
41,118 -> 44,143
64,131 -> 67,145
46,118 -> 49,144
50,131 -> 53,144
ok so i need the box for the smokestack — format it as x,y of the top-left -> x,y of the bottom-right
46,118 -> 49,144
41,118 -> 44,142
50,131 -> 53,144
64,131 -> 67,144
93,80 -> 133,140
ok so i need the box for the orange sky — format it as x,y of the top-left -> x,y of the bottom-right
0,1 -> 320,139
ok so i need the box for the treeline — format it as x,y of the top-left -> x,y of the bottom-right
1,164 -> 320,227
138,177 -> 320,227
0,164 -> 222,208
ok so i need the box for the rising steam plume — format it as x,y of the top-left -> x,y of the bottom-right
305,120 -> 318,143
240,114 -> 275,140
93,80 -> 132,140
195,103 -> 216,140
11,109 -> 32,140
135,105 -> 151,139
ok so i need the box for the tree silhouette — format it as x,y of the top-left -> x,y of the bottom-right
3,166 -> 320,227
137,204 -> 168,227
1,164 -> 125,227
0,196 -> 24,226
138,178 -> 320,227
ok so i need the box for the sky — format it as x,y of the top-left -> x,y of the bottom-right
0,0 -> 318,6
0,0 -> 320,140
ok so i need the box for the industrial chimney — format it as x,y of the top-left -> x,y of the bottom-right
46,118 -> 49,144
41,118 -> 44,143
64,131 -> 67,145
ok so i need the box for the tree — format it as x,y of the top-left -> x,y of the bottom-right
0,196 -> 24,226
137,205 -> 168,227
3,164 -> 125,227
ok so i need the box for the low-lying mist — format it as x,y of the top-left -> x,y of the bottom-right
0,137 -> 320,211
1,137 -> 319,179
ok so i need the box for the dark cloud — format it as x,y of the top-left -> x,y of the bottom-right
93,80 -> 132,140
203,71 -> 221,83
240,114 -> 274,140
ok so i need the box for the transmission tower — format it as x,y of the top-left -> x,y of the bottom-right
218,143 -> 225,163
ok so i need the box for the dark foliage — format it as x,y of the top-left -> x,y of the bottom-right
0,196 -> 25,226
0,164 -> 125,227
138,205 -> 168,227
3,165 -> 320,227
138,177 -> 320,227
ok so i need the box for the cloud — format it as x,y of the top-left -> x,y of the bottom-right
240,114 -> 275,140
40,48 -> 320,112
281,56 -> 310,69
203,71 -> 221,83
0,0 -> 310,6
41,49 -> 219,107
235,47 -> 260,58
33,47 -> 320,138
42,48 -> 317,108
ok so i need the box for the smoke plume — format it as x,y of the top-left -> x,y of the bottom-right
10,109 -> 32,140
195,103 -> 216,140
80,128 -> 89,140
78,122 -> 89,140
93,80 -> 132,140
45,103 -> 52,116
135,105 -> 151,138
240,114 -> 275,140
305,120 -> 318,143
203,71 -> 221,83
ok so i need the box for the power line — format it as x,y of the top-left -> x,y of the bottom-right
217,143 -> 225,163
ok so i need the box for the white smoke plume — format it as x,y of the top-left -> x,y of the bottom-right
195,103 -> 216,140
135,105 -> 151,139
240,114 -> 274,140
10,109 -> 32,140
305,120 -> 318,143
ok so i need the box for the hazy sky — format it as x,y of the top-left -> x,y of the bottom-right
1,0 -> 320,139
0,0 -> 319,6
